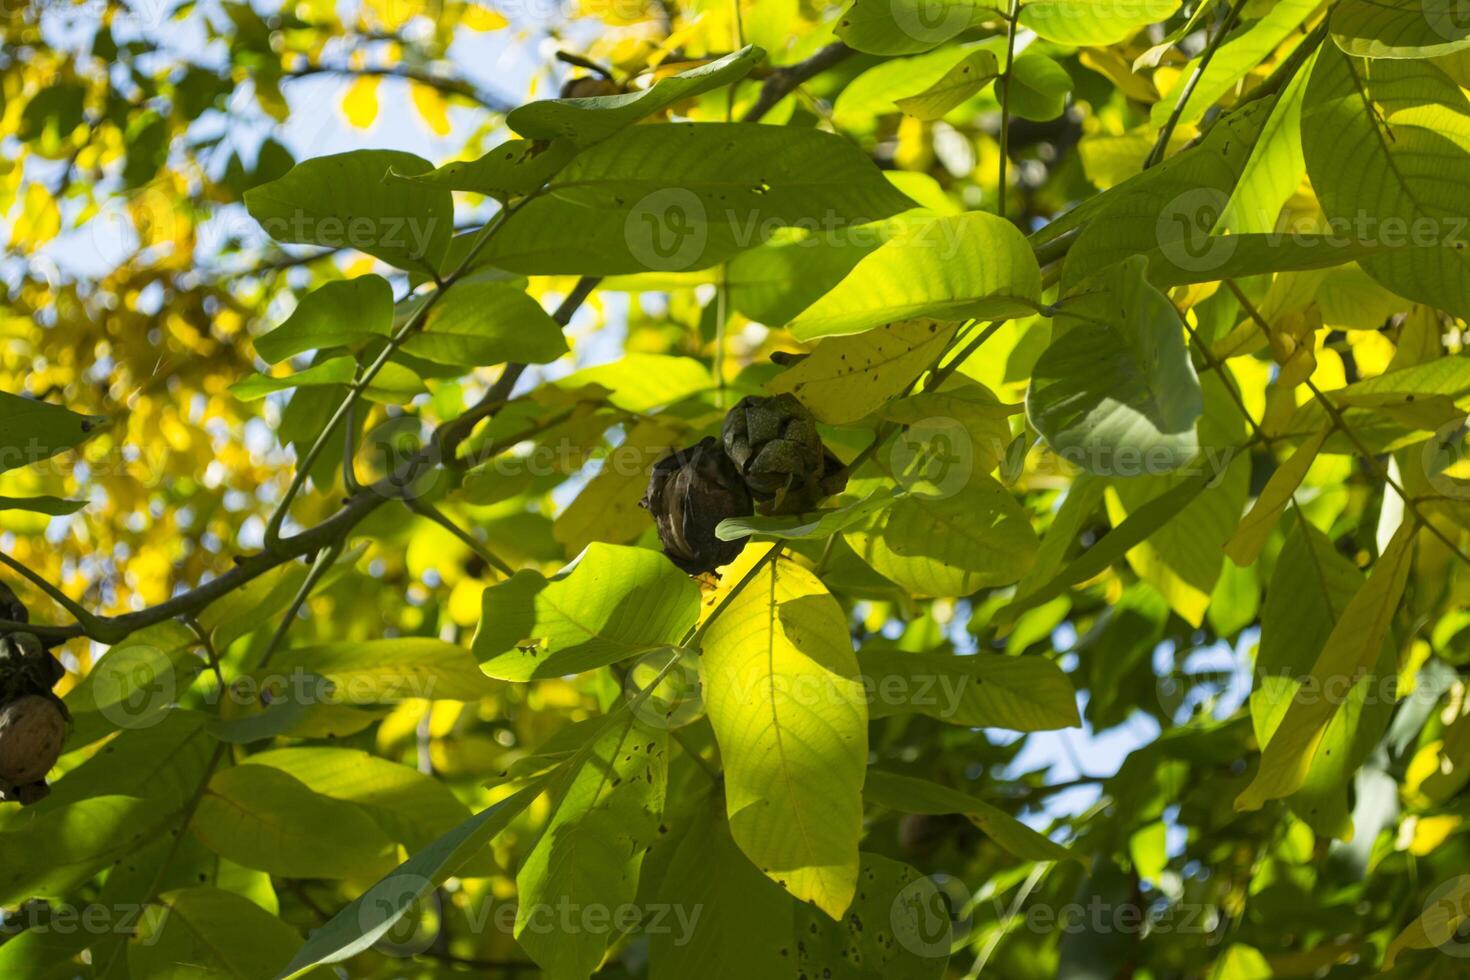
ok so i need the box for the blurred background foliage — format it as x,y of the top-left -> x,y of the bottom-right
1,0 -> 1469,977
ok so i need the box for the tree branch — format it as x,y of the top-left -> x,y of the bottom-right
741,42 -> 853,122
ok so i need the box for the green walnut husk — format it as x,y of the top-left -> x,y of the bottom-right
722,394 -> 848,516
0,583 -> 71,806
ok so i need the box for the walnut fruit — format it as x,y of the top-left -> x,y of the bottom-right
641,436 -> 753,575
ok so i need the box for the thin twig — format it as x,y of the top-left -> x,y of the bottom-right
741,42 -> 852,122
263,189 -> 547,548
0,553 -> 104,635
257,542 -> 345,670
1144,0 -> 1249,169
682,544 -> 785,650
404,497 -> 515,578
1224,279 -> 1470,565
998,0 -> 1021,218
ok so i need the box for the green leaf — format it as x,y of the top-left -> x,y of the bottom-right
1224,426 -> 1330,566
1332,0 -> 1470,60
1236,522 -> 1415,812
865,771 -> 1075,861
0,494 -> 85,514
400,280 -> 568,367
246,747 -> 483,858
128,887 -> 302,980
885,383 -> 1017,467
1218,47 -> 1314,233
1059,97 -> 1275,289
769,319 -> 959,423
895,50 -> 1000,120
1252,515 -> 1392,838
789,213 -> 1043,339
793,852 -> 952,978
0,796 -> 172,904
1102,377 -> 1250,626
254,275 -> 394,364
835,43 -> 1007,128
193,764 -> 396,878
1007,53 -> 1072,122
1132,233 -> 1401,289
844,474 -> 1039,597
1302,46 -> 1470,320
207,695 -> 315,744
716,487 -> 901,542
229,355 -> 425,402
1020,0 -> 1180,45
858,648 -> 1080,730
38,710 -> 212,812
558,353 -> 712,411
263,637 -> 499,702
483,123 -> 915,275
0,390 -> 105,475
836,0 -> 1004,56
1028,256 -> 1203,475
62,622 -> 204,747
391,138 -> 578,200
998,469 -> 1211,627
1149,0 -> 1318,129
474,543 -> 700,681
649,798 -> 796,980
279,781 -> 545,979
1385,875 -> 1470,967
244,149 -> 453,273
700,546 -> 867,918
508,46 -> 765,145
727,213 -> 929,326
515,710 -> 668,979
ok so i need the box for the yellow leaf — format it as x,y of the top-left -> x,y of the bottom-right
700,544 -> 866,918
341,75 -> 380,129
9,183 -> 61,249
1236,522 -> 1416,812
411,83 -> 452,136
1409,815 -> 1462,856
1224,425 -> 1330,567
1384,871 -> 1470,967
767,319 -> 958,424
460,3 -> 508,30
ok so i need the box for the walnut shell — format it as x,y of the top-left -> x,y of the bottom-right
641,437 -> 753,575
0,694 -> 67,786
